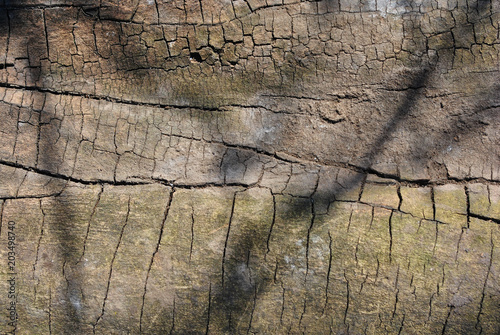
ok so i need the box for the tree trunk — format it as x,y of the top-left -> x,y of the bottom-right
0,0 -> 499,334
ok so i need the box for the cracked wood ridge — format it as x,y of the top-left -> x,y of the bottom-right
0,0 -> 499,334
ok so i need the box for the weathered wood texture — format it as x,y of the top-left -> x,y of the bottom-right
0,0 -> 499,334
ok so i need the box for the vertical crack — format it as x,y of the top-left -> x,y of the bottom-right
394,264 -> 400,289
369,206 -> 374,230
432,221 -> 439,257
354,236 -> 360,267
305,197 -> 315,280
189,205 -> 194,262
265,192 -> 277,257
93,196 -> 131,334
33,199 -> 46,279
389,210 -> 394,263
169,298 -> 176,335
140,188 -> 175,333
343,270 -> 350,326
441,306 -> 453,335
359,274 -> 369,294
323,231 -> 333,315
35,96 -> 47,168
154,0 -> 160,24
455,227 -> 465,262
197,0 -> 205,23
298,299 -> 307,330
464,185 -> 470,228
79,185 -> 103,262
475,231 -> 494,334
397,184 -> 403,211
279,282 -> 285,325
48,288 -> 52,335
42,9 -> 50,61
273,259 -> 278,284
11,105 -> 20,157
392,289 -> 399,319
347,208 -> 353,233
431,187 -> 436,221
358,174 -> 367,201
62,259 -> 70,289
205,283 -> 212,335
375,258 -> 380,283
14,172 -> 27,199
91,17 -> 101,59
222,191 -> 237,288
398,313 -> 406,335
246,285 -> 257,334
486,185 -> 491,210
427,293 -> 435,321
0,200 -> 4,237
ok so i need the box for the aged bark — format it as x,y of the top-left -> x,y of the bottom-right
0,0 -> 499,334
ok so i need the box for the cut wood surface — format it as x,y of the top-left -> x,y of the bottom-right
0,0 -> 499,334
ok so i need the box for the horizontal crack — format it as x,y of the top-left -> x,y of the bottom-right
0,82 -> 223,112
0,63 -> 14,70
0,193 -> 64,200
0,159 -> 249,190
0,159 -> 148,186
1,148 -> 498,193
469,213 -> 500,224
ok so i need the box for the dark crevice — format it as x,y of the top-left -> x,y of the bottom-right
431,187 -> 436,221
279,283 -> 285,325
441,306 -> 454,335
392,289 -> 399,319
79,185 -> 103,263
169,298 -> 176,335
389,210 -> 394,263
0,159 -> 149,186
323,231 -> 333,315
428,293 -> 435,321
0,82 -> 222,112
190,52 -> 203,63
48,288 -> 52,335
0,192 -> 65,200
221,191 -> 238,288
305,197 -> 315,280
246,286 -> 257,334
140,188 -> 175,333
475,232 -> 494,333
397,184 -> 403,211
265,192 -> 277,257
343,270 -> 350,326
0,4 -> 77,10
0,62 -> 13,69
189,206 -> 195,262
358,174 -> 367,201
298,299 -> 307,330
465,185 -> 471,228
320,115 -> 346,125
0,200 -> 4,237
93,196 -> 131,334
455,227 -> 465,262
354,237 -> 360,266
205,283 -> 212,335
398,314 -> 406,335
32,200 -> 46,279
469,213 -> 500,224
